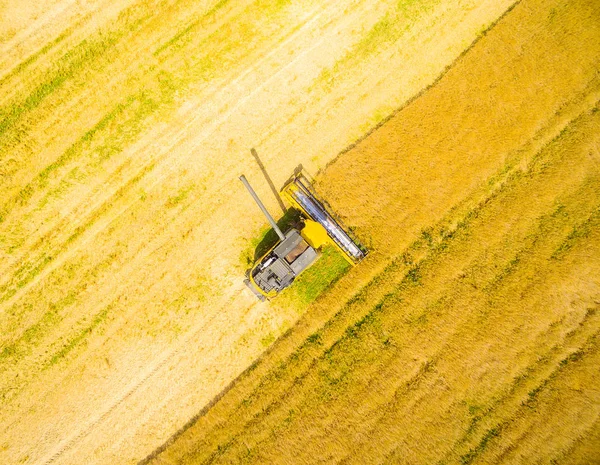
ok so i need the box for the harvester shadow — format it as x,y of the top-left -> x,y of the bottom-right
250,147 -> 287,215
252,207 -> 302,262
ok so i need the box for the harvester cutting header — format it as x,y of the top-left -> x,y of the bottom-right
240,170 -> 366,301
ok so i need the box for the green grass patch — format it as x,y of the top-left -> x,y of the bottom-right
154,0 -> 230,55
310,0 -> 439,94
278,245 -> 351,310
0,309 -> 61,363
352,13 -> 395,61
44,304 -> 111,368
0,32 -> 122,138
166,183 -> 196,208
260,332 -> 276,347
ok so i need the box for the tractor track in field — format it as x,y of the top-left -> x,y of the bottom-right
38,287 -> 253,465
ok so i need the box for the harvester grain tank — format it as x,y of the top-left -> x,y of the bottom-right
240,171 -> 366,301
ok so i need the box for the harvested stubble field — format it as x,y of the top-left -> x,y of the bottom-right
0,0 -> 598,465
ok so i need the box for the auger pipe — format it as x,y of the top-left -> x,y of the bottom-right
239,175 -> 286,242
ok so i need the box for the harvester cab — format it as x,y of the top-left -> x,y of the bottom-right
240,171 -> 366,301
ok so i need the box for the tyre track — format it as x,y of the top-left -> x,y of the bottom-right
37,287 -> 252,465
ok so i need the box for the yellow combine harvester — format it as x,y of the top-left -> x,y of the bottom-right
240,171 -> 366,301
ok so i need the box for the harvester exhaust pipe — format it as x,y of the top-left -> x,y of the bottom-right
239,175 -> 286,241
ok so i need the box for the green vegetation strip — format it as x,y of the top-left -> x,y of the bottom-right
0,34 -> 121,138
311,0 -> 440,93
278,245 -> 351,310
153,0 -> 231,55
44,304 -> 112,369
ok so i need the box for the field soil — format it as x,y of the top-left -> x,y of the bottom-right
146,0 -> 600,463
0,0 -> 520,464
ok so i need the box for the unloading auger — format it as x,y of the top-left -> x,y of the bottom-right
240,170 -> 366,301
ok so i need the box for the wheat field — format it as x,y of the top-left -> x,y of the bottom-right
1,0 -> 598,464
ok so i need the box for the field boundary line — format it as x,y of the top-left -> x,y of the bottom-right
319,0 -> 523,175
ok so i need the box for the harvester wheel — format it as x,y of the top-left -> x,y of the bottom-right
244,278 -> 266,301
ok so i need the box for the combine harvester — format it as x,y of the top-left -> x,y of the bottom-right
240,171 -> 366,301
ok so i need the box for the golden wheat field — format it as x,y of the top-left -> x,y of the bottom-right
1,0 -> 599,464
